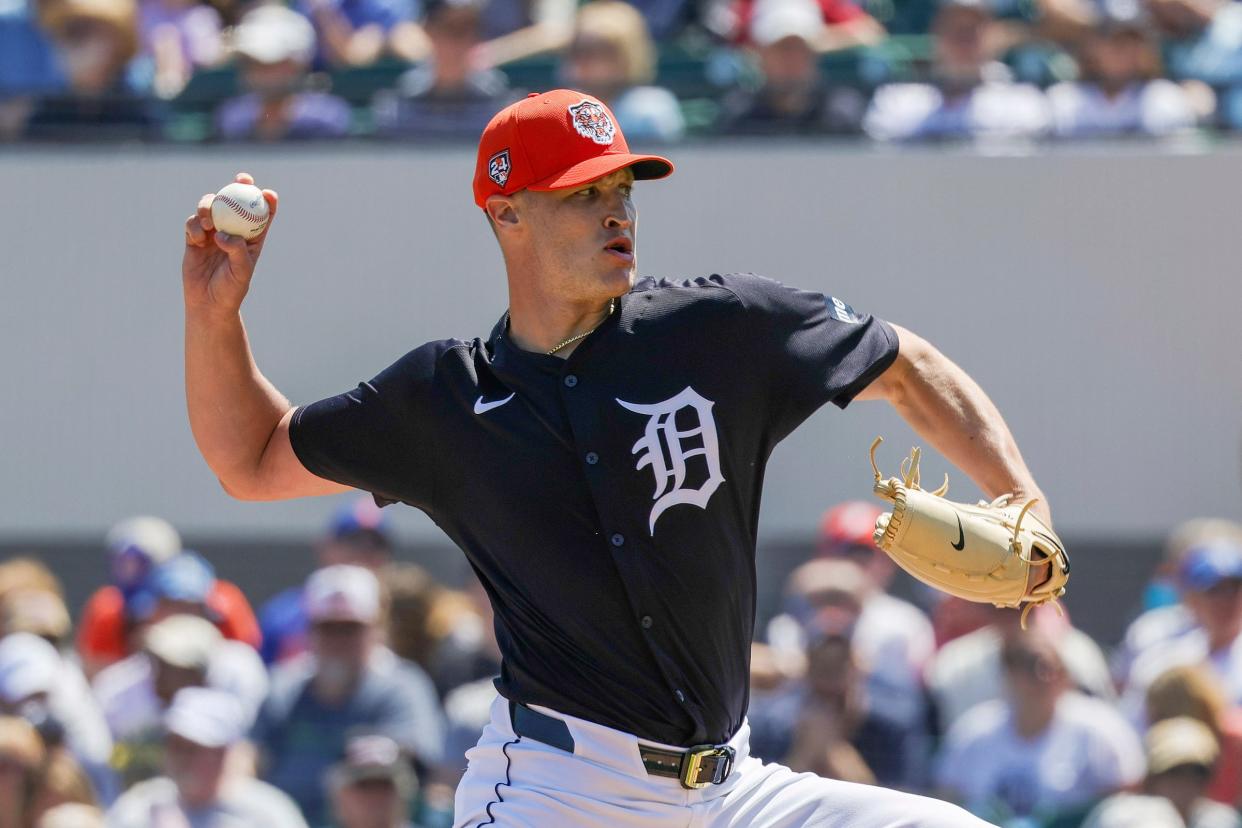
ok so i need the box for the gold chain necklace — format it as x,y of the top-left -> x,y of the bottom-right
545,299 -> 615,355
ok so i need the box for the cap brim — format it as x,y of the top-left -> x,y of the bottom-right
527,152 -> 673,193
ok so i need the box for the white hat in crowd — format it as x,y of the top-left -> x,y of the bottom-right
1081,794 -> 1185,828
32,803 -> 105,828
233,5 -> 316,65
143,613 -> 222,670
164,686 -> 247,748
305,564 -> 381,624
0,632 -> 61,704
106,516 -> 181,564
750,0 -> 823,47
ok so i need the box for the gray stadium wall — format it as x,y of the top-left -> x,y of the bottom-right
1,141 -> 1239,643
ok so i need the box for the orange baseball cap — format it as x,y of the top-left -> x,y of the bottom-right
473,89 -> 674,209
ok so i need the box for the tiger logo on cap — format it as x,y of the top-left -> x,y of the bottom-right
568,100 -> 615,146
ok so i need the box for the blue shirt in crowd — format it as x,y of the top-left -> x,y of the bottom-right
252,648 -> 445,825
0,0 -> 64,97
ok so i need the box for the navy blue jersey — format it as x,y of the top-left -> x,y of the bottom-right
289,273 -> 898,746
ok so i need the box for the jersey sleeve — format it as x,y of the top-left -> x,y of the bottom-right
722,273 -> 899,439
288,342 -> 449,509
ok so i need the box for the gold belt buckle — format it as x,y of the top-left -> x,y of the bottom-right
679,745 -> 734,789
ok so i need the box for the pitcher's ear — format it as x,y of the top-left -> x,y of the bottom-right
485,195 -> 519,230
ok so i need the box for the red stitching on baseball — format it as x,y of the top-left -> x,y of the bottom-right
216,195 -> 266,225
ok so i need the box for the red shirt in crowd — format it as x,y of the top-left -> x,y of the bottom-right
76,581 -> 262,667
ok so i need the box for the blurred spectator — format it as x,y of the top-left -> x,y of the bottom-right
819,503 -> 934,727
0,0 -> 63,139
728,0 -> 885,52
1145,717 -> 1241,828
77,516 -> 180,677
752,622 -> 922,789
107,687 -> 307,828
1147,665 -> 1242,809
384,563 -> 442,672
253,565 -> 444,825
863,0 -> 1050,141
1087,717 -> 1242,828
297,0 -> 418,67
327,734 -> 418,828
1048,6 -> 1198,138
372,0 -> 517,140
559,0 -> 684,142
1115,520 -> 1242,688
129,550 -> 262,648
0,632 -> 114,804
927,603 -> 1114,735
36,803 -> 106,828
767,552 -> 933,779
79,519 -> 260,675
468,0 -> 574,68
25,0 -> 163,140
719,0 -> 868,134
259,497 -> 394,666
215,4 -> 351,142
139,0 -> 223,99
0,715 -> 47,828
1122,537 -> 1242,723
935,628 -> 1144,826
92,612 -> 266,789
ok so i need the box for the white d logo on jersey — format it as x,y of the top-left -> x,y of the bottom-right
616,387 -> 725,535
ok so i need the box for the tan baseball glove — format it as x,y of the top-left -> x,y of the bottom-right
868,437 -> 1069,627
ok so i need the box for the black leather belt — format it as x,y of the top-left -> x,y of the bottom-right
509,702 -> 736,790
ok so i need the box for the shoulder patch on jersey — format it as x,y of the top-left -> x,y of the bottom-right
828,296 -> 861,324
488,149 -> 511,187
568,100 -> 615,146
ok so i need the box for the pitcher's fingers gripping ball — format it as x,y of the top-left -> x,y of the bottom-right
211,182 -> 270,239
867,436 -> 1070,628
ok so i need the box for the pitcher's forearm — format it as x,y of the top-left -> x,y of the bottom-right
185,307 -> 292,490
889,339 -> 1044,510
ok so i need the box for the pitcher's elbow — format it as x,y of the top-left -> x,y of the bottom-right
218,474 -> 266,501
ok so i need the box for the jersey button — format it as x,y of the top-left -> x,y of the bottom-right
585,452 -> 599,465
610,533 -> 625,548
640,615 -> 653,629
674,689 -> 686,704
563,374 -> 579,388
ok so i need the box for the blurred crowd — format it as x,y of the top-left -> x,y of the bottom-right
2,498 -> 1242,827
4,0 -> 1242,142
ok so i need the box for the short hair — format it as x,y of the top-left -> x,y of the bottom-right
0,558 -> 63,603
382,563 -> 443,668
1146,664 -> 1228,732
571,0 -> 657,87
38,0 -> 140,62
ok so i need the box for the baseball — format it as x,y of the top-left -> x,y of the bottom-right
211,182 -> 270,240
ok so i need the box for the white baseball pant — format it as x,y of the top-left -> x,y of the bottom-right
453,695 -> 995,827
